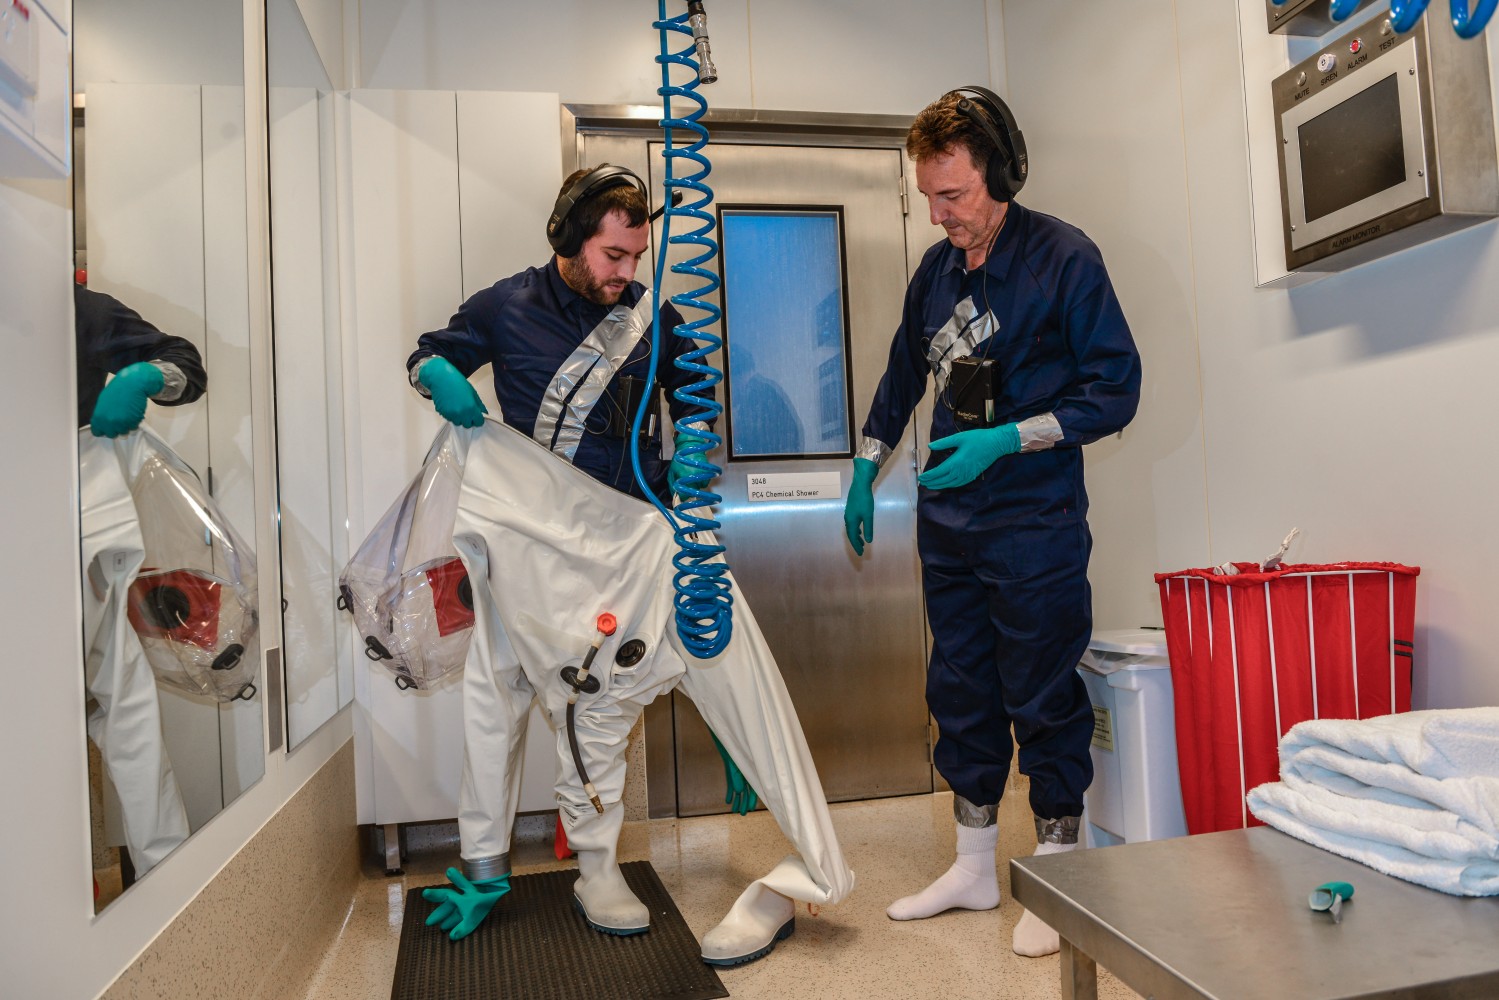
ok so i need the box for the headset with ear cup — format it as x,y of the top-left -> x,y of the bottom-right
546,164 -> 650,258
949,85 -> 1028,202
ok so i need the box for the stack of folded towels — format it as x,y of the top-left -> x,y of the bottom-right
1247,707 -> 1499,896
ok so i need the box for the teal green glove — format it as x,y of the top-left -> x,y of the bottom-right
418,356 -> 488,428
91,362 -> 164,438
422,867 -> 510,940
843,457 -> 877,556
710,730 -> 758,815
918,423 -> 1021,490
668,430 -> 704,497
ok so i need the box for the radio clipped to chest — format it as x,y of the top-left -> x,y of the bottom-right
950,355 -> 999,430
605,375 -> 663,442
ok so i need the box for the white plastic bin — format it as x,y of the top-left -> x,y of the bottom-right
1077,628 -> 1187,848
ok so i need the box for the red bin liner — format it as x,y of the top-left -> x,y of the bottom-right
1155,562 -> 1419,835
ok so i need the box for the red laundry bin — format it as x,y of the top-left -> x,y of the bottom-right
1155,562 -> 1419,835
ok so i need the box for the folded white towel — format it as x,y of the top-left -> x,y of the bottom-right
1247,707 -> 1499,897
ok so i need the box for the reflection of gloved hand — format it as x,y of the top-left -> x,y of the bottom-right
918,423 -> 1021,490
668,430 -> 704,497
843,457 -> 877,556
710,730 -> 758,815
418,357 -> 488,428
422,867 -> 510,940
91,362 -> 164,438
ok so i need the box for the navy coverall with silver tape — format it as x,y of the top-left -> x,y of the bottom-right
860,202 -> 1141,818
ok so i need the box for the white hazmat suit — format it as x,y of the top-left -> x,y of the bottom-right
447,419 -> 854,962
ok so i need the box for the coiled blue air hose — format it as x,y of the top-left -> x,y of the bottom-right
1449,0 -> 1497,37
1388,0 -> 1432,32
630,0 -> 733,658
1331,0 -> 1493,36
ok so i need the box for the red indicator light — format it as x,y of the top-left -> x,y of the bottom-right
1349,38 -> 1363,54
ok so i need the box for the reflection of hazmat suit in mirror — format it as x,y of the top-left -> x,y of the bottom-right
79,430 -> 191,877
79,427 -> 259,879
406,166 -> 852,966
76,287 -> 251,878
78,284 -> 205,878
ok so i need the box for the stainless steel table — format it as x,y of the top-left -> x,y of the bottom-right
1010,826 -> 1499,1000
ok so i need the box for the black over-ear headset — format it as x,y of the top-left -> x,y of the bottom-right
949,85 -> 1028,202
546,164 -> 650,258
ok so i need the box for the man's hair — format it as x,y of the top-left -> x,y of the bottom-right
557,165 -> 650,246
905,92 -> 998,175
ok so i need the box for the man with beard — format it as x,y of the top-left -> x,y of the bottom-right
404,166 -> 843,965
407,164 -> 702,502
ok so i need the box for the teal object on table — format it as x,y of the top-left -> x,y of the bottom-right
1309,881 -> 1355,923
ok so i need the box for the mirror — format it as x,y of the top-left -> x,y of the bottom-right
73,0 -> 266,911
266,0 -> 354,747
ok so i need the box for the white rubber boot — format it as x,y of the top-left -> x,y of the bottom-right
886,819 -> 1000,920
1012,840 -> 1077,956
700,881 -> 797,966
564,802 -> 650,935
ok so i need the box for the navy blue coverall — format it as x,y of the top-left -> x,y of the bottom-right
859,202 -> 1141,819
407,260 -> 706,503
75,285 -> 207,428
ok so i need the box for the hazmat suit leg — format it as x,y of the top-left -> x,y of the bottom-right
668,555 -> 855,964
451,524 -> 534,885
79,431 -> 190,877
450,421 -> 683,934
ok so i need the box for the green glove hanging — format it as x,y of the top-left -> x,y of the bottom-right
91,362 -> 164,438
422,867 -> 510,940
710,730 -> 758,815
668,430 -> 704,497
418,356 -> 488,428
843,457 -> 878,556
917,423 -> 1021,490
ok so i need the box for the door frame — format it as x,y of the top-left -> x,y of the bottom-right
563,104 -> 940,819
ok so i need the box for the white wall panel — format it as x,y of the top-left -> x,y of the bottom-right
357,0 -> 996,114
74,0 -> 244,89
455,91 -> 562,302
360,0 -> 755,109
1003,0 -> 1210,630
747,0 -> 992,113
1006,0 -> 1499,711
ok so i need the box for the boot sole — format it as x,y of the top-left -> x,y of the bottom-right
701,916 -> 795,967
571,894 -> 649,936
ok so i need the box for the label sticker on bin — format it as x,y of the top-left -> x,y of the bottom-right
1091,705 -> 1115,752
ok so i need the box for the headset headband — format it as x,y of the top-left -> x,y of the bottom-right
949,85 -> 1028,200
546,165 -> 649,254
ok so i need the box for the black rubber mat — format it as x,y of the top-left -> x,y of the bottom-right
391,860 -> 729,1000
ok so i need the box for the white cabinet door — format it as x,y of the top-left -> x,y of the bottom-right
349,89 -> 561,824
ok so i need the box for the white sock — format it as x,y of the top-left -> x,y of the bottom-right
887,822 -> 1000,920
1012,840 -> 1077,956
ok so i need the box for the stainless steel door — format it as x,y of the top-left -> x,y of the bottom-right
586,137 -> 930,814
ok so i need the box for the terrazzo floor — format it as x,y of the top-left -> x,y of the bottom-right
304,790 -> 1143,999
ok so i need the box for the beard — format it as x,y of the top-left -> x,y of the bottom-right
559,254 -> 625,306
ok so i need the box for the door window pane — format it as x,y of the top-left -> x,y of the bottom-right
719,208 -> 853,459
